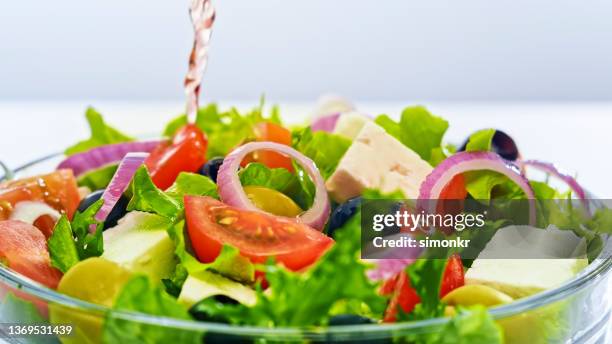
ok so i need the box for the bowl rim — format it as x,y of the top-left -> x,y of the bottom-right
1,153 -> 611,339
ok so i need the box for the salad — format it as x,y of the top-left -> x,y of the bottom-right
0,97 -> 609,344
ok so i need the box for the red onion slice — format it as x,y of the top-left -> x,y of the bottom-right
9,201 -> 61,224
217,142 -> 330,230
418,151 -> 536,225
57,141 -> 162,177
92,152 -> 149,231
311,113 -> 341,133
521,160 -> 588,207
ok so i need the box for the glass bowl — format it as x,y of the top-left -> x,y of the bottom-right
1,154 -> 610,344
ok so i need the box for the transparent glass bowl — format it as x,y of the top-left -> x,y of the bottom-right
1,154 -> 610,344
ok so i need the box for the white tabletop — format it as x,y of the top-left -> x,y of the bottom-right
0,100 -> 611,197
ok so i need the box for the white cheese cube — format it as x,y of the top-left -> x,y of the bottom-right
326,122 -> 433,202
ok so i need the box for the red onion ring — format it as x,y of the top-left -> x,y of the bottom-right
217,142 -> 330,230
521,159 -> 588,208
92,152 -> 149,231
311,113 -> 340,133
418,151 -> 536,225
57,140 -> 161,177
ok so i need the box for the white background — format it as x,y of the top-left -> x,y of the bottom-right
1,0 -> 612,101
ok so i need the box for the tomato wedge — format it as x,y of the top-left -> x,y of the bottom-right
439,254 -> 465,298
382,271 -> 420,322
382,255 -> 465,322
0,220 -> 62,289
145,124 -> 208,190
0,170 -> 80,237
184,196 -> 333,271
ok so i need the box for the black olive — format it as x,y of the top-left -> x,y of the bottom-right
327,197 -> 362,238
459,130 -> 519,161
77,189 -> 128,230
199,157 -> 225,183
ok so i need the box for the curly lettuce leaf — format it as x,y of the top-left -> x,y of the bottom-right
375,106 -> 449,164
292,127 -> 351,179
65,107 -> 133,156
194,103 -> 282,159
402,259 -> 447,321
128,166 -> 217,221
167,221 -> 254,284
48,200 -> 104,273
465,129 -> 496,152
239,162 -> 314,209
190,211 -> 386,327
432,306 -> 503,344
102,275 -> 201,344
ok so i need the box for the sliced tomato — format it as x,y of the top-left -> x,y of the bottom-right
0,220 -> 62,289
184,196 -> 333,271
145,124 -> 208,190
382,255 -> 465,322
438,174 -> 468,200
439,254 -> 465,298
382,271 -> 420,322
240,122 -> 294,171
0,170 -> 80,237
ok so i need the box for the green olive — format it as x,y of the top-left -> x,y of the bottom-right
442,284 -> 513,308
243,185 -> 303,217
50,258 -> 132,344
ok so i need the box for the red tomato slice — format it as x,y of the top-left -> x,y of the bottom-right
0,170 -> 80,237
145,124 -> 208,190
439,174 -> 468,200
0,220 -> 62,289
247,122 -> 294,171
382,255 -> 465,322
184,196 -> 334,271
439,254 -> 465,298
382,271 -> 420,322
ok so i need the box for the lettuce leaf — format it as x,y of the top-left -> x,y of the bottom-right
48,200 -> 105,273
65,107 -> 133,156
239,162 -> 314,209
127,166 -> 182,220
292,127 -> 351,179
102,275 -> 201,344
465,129 -> 495,152
76,164 -> 118,191
375,106 -> 449,164
167,221 -> 254,284
190,211 -> 386,326
432,306 -> 503,344
194,103 -> 282,159
128,166 -> 217,221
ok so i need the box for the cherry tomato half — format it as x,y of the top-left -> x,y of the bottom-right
145,124 -> 208,190
240,122 -> 294,171
0,170 -> 80,237
184,196 -> 333,271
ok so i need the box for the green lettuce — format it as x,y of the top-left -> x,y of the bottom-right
375,106 -> 449,164
167,221 -> 254,283
76,164 -> 118,191
194,103 -> 282,159
102,275 -> 201,344
464,129 -> 496,152
128,166 -> 217,221
65,108 -> 133,156
401,259 -> 447,321
48,200 -> 105,273
190,211 -> 386,327
432,306 -> 503,344
292,127 -> 351,179
162,114 -> 189,137
239,162 -> 314,209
